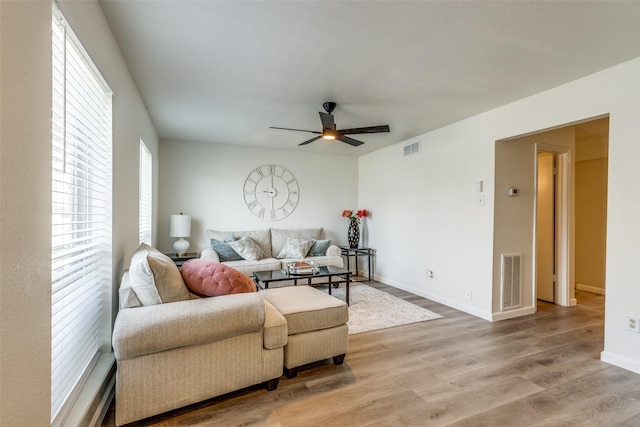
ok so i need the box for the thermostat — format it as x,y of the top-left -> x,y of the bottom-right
508,187 -> 519,197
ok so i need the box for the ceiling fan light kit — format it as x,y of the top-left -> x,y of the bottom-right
270,102 -> 390,147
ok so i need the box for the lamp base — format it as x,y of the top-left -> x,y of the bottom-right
173,238 -> 190,256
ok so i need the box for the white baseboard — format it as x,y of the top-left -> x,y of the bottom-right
601,351 -> 640,375
576,283 -> 605,295
374,274 -> 493,321
492,306 -> 536,321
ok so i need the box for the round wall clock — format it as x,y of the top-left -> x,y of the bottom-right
243,164 -> 299,221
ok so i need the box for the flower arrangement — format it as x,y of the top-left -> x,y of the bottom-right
341,209 -> 369,223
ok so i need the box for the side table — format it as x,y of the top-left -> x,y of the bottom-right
166,252 -> 198,268
339,246 -> 373,281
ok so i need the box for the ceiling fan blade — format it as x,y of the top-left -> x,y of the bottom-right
338,125 -> 390,135
270,126 -> 321,134
298,136 -> 323,146
319,112 -> 335,132
337,135 -> 365,147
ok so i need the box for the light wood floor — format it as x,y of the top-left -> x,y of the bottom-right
102,281 -> 640,426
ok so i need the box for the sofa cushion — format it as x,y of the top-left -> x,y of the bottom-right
128,243 -> 191,305
210,238 -> 243,262
220,258 -> 282,276
260,286 -> 348,335
276,236 -> 314,259
271,228 -> 322,257
227,236 -> 265,261
181,259 -> 257,297
308,237 -> 332,256
208,229 -> 272,258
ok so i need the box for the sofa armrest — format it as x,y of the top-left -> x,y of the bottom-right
262,299 -> 287,349
113,292 -> 264,360
326,244 -> 342,257
200,247 -> 220,263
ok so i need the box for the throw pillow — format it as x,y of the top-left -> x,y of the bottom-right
180,259 -> 257,297
308,237 -> 332,256
210,238 -> 243,262
227,236 -> 265,261
276,236 -> 314,259
128,243 -> 191,305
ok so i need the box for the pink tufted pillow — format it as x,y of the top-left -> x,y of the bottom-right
180,259 -> 257,297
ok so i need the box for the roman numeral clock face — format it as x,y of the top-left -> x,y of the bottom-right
243,164 -> 299,221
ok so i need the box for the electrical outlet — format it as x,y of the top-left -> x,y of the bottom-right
425,269 -> 434,278
626,316 -> 640,333
465,290 -> 472,301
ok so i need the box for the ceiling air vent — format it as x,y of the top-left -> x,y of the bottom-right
404,141 -> 420,156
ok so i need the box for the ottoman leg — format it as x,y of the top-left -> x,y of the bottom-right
333,354 -> 346,365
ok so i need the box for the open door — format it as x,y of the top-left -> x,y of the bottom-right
536,151 -> 556,303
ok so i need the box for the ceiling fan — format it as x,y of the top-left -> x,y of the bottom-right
270,102 -> 390,147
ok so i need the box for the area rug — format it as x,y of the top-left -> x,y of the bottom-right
331,284 -> 443,334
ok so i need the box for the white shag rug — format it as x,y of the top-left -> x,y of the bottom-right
331,284 -> 443,335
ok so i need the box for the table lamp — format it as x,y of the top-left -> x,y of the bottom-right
170,213 -> 191,256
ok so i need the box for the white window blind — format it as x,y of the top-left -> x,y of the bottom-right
139,140 -> 153,245
51,12 -> 113,424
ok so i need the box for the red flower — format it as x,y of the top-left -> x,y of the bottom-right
342,209 -> 369,222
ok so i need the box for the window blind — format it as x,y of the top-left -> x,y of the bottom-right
51,13 -> 113,424
139,140 -> 153,245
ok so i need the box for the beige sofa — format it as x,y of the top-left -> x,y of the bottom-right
112,245 -> 288,426
201,227 -> 344,276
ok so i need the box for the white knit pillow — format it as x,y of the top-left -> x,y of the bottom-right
276,237 -> 313,259
227,236 -> 265,261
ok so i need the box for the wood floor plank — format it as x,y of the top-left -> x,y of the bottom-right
101,285 -> 640,427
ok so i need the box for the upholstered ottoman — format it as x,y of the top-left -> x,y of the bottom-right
260,285 -> 349,378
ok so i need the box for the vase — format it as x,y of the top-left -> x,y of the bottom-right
348,220 -> 360,248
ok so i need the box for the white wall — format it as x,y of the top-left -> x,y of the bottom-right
360,57 -> 640,374
158,140 -> 359,253
1,2 -> 52,425
0,1 -> 158,425
359,123 -> 496,320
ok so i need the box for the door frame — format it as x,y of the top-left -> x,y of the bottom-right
533,143 -> 574,307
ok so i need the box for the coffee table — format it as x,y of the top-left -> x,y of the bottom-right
253,265 -> 351,305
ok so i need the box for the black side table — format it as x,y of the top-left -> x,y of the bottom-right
339,246 -> 373,281
166,252 -> 198,268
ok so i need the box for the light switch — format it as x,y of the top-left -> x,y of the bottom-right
476,180 -> 483,193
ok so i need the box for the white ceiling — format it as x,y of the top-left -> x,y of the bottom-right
99,1 -> 640,156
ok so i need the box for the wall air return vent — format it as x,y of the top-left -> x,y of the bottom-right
501,253 -> 522,311
404,141 -> 421,156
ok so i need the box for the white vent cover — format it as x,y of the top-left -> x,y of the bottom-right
501,253 -> 522,311
404,141 -> 420,156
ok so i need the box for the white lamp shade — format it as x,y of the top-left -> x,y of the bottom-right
170,214 -> 191,238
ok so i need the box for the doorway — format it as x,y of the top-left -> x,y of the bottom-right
536,151 -> 556,303
534,145 -> 570,306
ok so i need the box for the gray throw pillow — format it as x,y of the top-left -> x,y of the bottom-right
308,237 -> 332,256
210,238 -> 243,262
